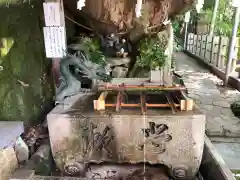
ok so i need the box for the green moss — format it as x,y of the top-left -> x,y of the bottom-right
0,1 -> 54,124
232,170 -> 240,180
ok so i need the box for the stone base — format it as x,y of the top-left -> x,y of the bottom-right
0,148 -> 18,180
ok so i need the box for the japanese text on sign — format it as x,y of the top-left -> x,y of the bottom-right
43,27 -> 66,58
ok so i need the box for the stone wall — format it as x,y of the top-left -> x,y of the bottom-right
0,148 -> 18,180
0,1 -> 54,124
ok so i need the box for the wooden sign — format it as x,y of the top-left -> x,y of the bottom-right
43,2 -> 61,26
43,27 -> 66,58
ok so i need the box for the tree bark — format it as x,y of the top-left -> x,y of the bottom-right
82,0 -> 194,34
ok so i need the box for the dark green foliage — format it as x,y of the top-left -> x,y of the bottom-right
136,36 -> 167,70
69,37 -> 106,66
80,37 -> 106,66
0,1 -> 54,124
172,17 -> 184,52
231,101 -> 240,118
200,0 -> 240,37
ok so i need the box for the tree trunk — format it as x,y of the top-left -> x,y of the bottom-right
64,0 -> 196,41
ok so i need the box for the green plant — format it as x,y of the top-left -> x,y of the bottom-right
172,17 -> 184,51
199,0 -> 240,37
136,36 -> 167,70
69,37 -> 106,66
231,100 -> 240,118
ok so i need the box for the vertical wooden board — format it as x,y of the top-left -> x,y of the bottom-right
200,35 -> 206,59
187,33 -> 190,51
196,35 -> 200,56
202,35 -> 207,59
187,33 -> 191,51
198,35 -> 202,57
212,36 -> 220,67
189,33 -> 194,52
204,35 -> 208,59
235,38 -> 240,70
221,37 -> 229,69
186,33 -> 189,51
191,34 -> 194,53
188,33 -> 192,52
189,33 -> 194,53
195,34 -> 199,56
193,34 -> 198,54
232,37 -> 239,72
205,35 -> 213,62
216,36 -> 222,69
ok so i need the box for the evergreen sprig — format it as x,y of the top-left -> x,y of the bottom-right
136,36 -> 167,70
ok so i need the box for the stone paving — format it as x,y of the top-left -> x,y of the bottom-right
175,52 -> 240,138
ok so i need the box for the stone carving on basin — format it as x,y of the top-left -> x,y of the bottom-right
138,122 -> 172,154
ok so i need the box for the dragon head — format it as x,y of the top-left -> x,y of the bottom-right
72,52 -> 112,82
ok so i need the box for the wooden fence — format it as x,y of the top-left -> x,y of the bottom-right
186,33 -> 239,72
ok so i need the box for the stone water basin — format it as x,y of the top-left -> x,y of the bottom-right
47,92 -> 205,179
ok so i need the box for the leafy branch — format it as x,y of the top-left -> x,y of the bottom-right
68,37 -> 106,66
136,36 -> 167,70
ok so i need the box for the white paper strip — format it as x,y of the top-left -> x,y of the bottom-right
43,2 -> 61,26
43,27 -> 66,58
77,0 -> 86,10
135,0 -> 142,18
232,0 -> 240,7
184,11 -> 190,23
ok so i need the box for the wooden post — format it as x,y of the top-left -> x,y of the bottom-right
43,0 -> 67,93
225,4 -> 240,86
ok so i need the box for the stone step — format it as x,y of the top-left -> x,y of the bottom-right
213,142 -> 240,170
0,121 -> 24,149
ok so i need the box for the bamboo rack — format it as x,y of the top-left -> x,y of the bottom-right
94,83 -> 193,114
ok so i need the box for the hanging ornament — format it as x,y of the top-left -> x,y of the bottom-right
135,0 -> 143,18
77,0 -> 85,10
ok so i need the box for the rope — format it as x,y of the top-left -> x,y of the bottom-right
65,15 -> 163,36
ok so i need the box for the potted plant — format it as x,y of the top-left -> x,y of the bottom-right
136,35 -> 168,82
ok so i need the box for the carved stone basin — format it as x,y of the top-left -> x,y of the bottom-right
47,92 -> 205,178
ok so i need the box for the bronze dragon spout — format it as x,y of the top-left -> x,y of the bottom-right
56,52 -> 112,103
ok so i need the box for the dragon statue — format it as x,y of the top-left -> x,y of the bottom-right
56,51 -> 112,102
